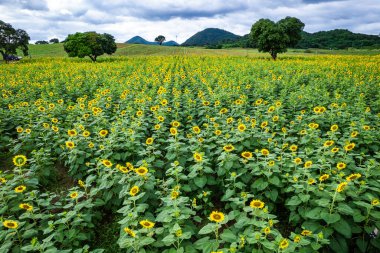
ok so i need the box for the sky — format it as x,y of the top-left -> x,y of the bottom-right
0,0 -> 379,43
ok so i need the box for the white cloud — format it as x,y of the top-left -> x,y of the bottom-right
0,0 -> 379,43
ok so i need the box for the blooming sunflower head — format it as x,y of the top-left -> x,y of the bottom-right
67,129 -> 77,137
14,185 -> 26,193
19,203 -> 33,211
13,155 -> 27,167
323,140 -> 334,147
193,152 -> 203,162
65,141 -> 75,149
261,149 -> 269,156
241,151 -> 253,159
102,159 -> 113,168
146,137 -> 154,145
3,220 -> 19,229
279,239 -> 289,250
223,144 -> 235,152
170,127 -> 178,136
336,182 -> 348,192
301,230 -> 312,236
237,124 -> 246,132
135,166 -> 148,176
124,227 -> 136,237
336,162 -> 346,170
289,145 -> 298,152
344,143 -> 355,151
209,211 -> 225,223
319,174 -> 330,182
192,126 -> 201,134
346,173 -> 361,181
140,220 -> 155,229
250,199 -> 265,209
130,186 -> 140,196
99,129 -> 108,137
70,191 -> 78,199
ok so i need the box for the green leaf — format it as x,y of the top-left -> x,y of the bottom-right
315,198 -> 330,207
220,229 -> 237,242
332,219 -> 352,238
162,234 -> 176,246
330,235 -> 348,253
321,212 -> 341,224
269,176 -> 280,186
305,207 -> 323,220
222,189 -> 235,201
198,223 -> 216,235
139,237 -> 155,247
286,196 -> 302,206
299,194 -> 310,202
337,203 -> 354,215
194,176 -> 207,188
252,178 -> 268,191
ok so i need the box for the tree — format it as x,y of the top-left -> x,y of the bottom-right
35,40 -> 49,44
49,38 -> 59,44
0,20 -> 30,62
250,17 -> 304,60
155,35 -> 166,45
63,32 -> 117,62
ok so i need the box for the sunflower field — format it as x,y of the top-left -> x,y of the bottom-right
0,55 -> 380,253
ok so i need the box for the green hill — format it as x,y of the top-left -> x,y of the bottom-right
296,29 -> 380,49
182,28 -> 241,46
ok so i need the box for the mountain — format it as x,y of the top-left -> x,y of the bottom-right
125,36 -> 179,46
182,28 -> 241,46
295,29 -> 380,49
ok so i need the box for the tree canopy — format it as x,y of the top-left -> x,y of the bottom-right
250,17 -> 304,60
63,32 -> 117,62
0,20 -> 30,62
155,35 -> 166,45
49,38 -> 59,44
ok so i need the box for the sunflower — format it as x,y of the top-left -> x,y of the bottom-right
170,127 -> 178,135
130,186 -> 140,196
336,182 -> 348,192
193,152 -> 203,162
300,229 -> 312,236
372,199 -> 379,206
214,130 -> 222,135
307,178 -> 316,185
279,239 -> 289,250
124,227 -> 136,237
209,211 -> 225,223
294,157 -> 302,164
304,161 -> 313,168
88,142 -> 94,148
13,155 -> 27,167
70,191 -> 78,199
99,129 -> 108,137
223,144 -> 235,152
330,124 -> 338,132
0,177 -> 6,184
78,180 -> 85,188
52,126 -> 59,132
219,108 -> 228,114
346,173 -> 361,181
261,149 -> 269,156
15,185 -> 26,193
294,235 -> 301,243
336,162 -> 346,170
250,199 -> 265,209
289,145 -> 298,152
135,166 -> 148,176
140,220 -> 155,229
263,227 -> 271,235
136,110 -> 143,117
82,131 -> 90,137
67,129 -> 77,137
350,131 -> 358,138
363,125 -> 370,131
344,143 -> 355,151
331,147 -> 339,153
65,141 -> 75,149
260,121 -> 268,128
52,118 -> 58,123
171,121 -> 180,127
102,159 -> 113,168
3,220 -> 19,229
171,191 -> 180,199
146,137 -> 154,145
323,140 -> 334,147
16,127 -> 23,133
241,151 -> 253,159
192,126 -> 201,134
237,124 -> 246,132
19,203 -> 33,211
319,174 -> 329,182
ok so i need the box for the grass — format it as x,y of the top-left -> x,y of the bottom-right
14,43 -> 380,60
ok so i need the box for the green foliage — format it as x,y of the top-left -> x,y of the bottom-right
35,41 -> 49,45
155,35 -> 166,45
296,29 -> 380,49
63,32 -> 117,62
250,17 -> 304,59
0,20 -> 30,61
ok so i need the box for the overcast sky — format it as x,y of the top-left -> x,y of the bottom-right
1,0 -> 379,43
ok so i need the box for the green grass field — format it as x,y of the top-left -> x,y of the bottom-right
16,43 -> 380,60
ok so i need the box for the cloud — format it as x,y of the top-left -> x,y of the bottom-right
0,0 -> 379,43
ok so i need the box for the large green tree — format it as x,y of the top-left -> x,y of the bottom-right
155,35 -> 166,45
250,17 -> 304,60
0,20 -> 30,62
63,32 -> 117,62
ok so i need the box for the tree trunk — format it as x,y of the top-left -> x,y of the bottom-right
88,55 -> 97,62
0,50 -> 9,63
270,51 -> 277,60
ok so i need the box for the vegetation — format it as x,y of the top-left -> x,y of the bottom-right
0,20 -> 30,62
182,28 -> 241,46
63,32 -> 117,62
250,17 -> 305,60
35,41 -> 49,45
296,29 -> 380,49
155,35 -> 166,45
0,55 -> 379,252
49,38 -> 59,44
